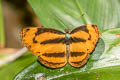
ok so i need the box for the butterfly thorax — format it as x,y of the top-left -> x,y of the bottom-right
65,29 -> 70,45
66,33 -> 70,40
65,33 -> 70,45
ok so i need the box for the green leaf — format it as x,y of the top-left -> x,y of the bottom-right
28,0 -> 120,32
0,52 -> 36,80
14,0 -> 120,80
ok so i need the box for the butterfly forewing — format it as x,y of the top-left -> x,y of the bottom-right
69,24 -> 99,67
20,28 -> 67,68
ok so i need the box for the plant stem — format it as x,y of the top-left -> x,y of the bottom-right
0,0 -> 5,48
75,0 -> 88,24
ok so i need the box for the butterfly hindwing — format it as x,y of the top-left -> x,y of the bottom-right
69,24 -> 99,67
20,28 -> 67,68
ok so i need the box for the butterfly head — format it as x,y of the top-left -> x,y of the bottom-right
65,29 -> 70,34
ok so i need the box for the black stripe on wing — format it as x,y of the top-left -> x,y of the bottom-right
69,37 -> 86,43
40,38 -> 66,44
71,53 -> 88,64
40,37 -> 86,44
42,53 -> 65,57
35,28 -> 65,36
70,52 -> 85,57
70,25 -> 89,34
38,56 -> 65,65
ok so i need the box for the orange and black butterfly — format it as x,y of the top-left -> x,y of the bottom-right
20,24 -> 99,68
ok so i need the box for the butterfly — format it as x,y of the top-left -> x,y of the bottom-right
20,24 -> 99,68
